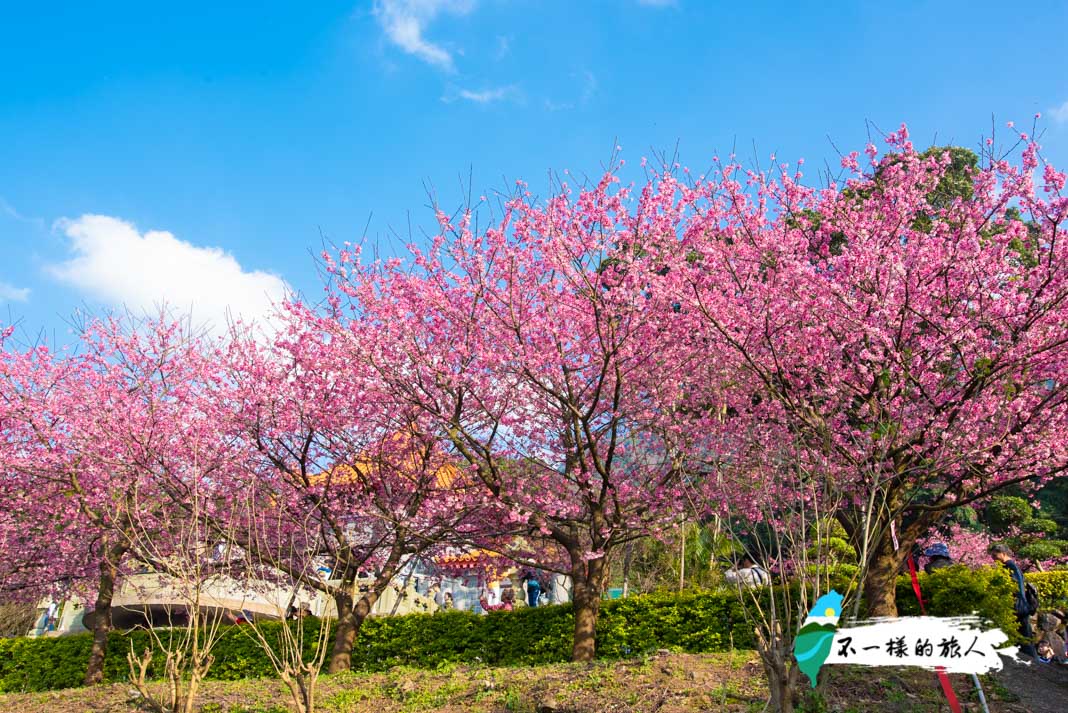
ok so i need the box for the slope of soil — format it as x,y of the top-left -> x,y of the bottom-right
0,650 -> 1056,713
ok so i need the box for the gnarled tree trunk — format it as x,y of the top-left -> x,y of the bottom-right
327,589 -> 357,674
327,555 -> 402,673
863,539 -> 906,618
84,542 -> 126,686
570,554 -> 606,662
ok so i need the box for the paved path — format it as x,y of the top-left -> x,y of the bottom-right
994,658 -> 1068,713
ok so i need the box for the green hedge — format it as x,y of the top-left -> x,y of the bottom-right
895,565 -> 1018,640
1025,570 -> 1068,609
2,569 -> 1065,693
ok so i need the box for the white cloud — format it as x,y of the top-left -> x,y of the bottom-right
637,0 -> 677,6
47,215 -> 289,328
439,83 -> 522,104
0,281 -> 29,303
373,0 -> 476,71
1049,100 -> 1068,124
455,85 -> 516,103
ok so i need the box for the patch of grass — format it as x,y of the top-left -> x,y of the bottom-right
398,678 -> 469,712
563,669 -> 609,692
981,673 -> 1019,702
322,686 -> 374,712
501,686 -> 533,712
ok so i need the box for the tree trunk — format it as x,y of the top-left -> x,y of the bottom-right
838,502 -> 937,619
327,590 -> 358,674
863,537 -> 905,618
327,560 -> 399,673
762,651 -> 799,713
84,542 -> 125,686
570,555 -> 605,662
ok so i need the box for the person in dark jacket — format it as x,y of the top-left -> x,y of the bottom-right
522,571 -> 542,608
989,543 -> 1036,656
922,543 -> 953,574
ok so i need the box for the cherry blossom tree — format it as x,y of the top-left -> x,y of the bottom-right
0,324 -> 132,684
666,124 -> 1068,615
318,173 -> 696,661
212,319 -> 494,672
0,314 -> 242,684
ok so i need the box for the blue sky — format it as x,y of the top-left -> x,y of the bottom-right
3,0 -> 1067,338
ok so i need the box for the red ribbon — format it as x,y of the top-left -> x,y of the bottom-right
907,554 -> 962,713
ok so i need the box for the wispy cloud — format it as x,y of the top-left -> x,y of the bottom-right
543,70 -> 597,113
462,86 -> 514,103
579,70 -> 597,103
441,84 -> 521,104
0,281 -> 30,303
373,0 -> 476,72
494,35 -> 511,60
1049,99 -> 1068,124
48,214 -> 289,328
637,0 -> 678,6
544,98 -> 574,112
0,197 -> 46,230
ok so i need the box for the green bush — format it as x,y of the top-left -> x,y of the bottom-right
986,496 -> 1032,532
1020,518 -> 1060,536
1017,542 -> 1064,564
1027,570 -> 1068,609
4,570 -> 1066,693
895,566 -> 1018,641
0,635 -> 93,693
597,590 -> 751,656
355,605 -> 573,670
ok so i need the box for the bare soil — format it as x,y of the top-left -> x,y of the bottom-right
0,651 -> 1061,713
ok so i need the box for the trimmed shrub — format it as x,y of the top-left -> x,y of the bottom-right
1017,542 -> 1064,564
3,570 -> 1065,692
1027,570 -> 1068,609
598,590 -> 751,656
0,635 -> 93,693
986,496 -> 1032,533
1020,518 -> 1059,536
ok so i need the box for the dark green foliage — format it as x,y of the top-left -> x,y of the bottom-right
4,572 -> 1067,693
1017,542 -> 1064,565
981,490 -> 1068,565
916,146 -> 978,208
1036,479 -> 1068,531
0,635 -> 94,693
1020,518 -> 1059,536
597,590 -> 753,656
986,496 -> 1033,533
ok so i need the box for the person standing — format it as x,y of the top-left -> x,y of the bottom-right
725,556 -> 770,588
500,586 -> 515,611
989,543 -> 1037,656
523,571 -> 541,608
922,543 -> 954,574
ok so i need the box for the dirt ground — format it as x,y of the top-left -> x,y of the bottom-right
0,651 -> 1064,713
